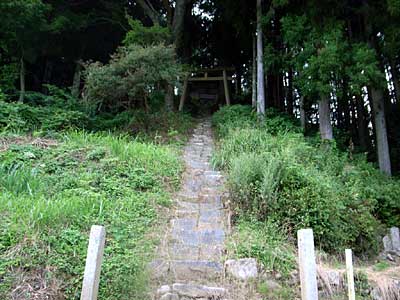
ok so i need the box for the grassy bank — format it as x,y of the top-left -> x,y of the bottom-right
212,105 -> 400,274
0,102 -> 193,299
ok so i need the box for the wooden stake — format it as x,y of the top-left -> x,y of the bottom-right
345,249 -> 356,300
297,229 -> 318,300
81,225 -> 106,300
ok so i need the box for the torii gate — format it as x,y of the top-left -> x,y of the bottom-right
178,67 -> 235,111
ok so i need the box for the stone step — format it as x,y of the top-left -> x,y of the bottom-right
149,260 -> 223,281
186,161 -> 210,169
175,200 -> 199,211
157,283 -> 227,300
169,260 -> 223,281
171,228 -> 225,247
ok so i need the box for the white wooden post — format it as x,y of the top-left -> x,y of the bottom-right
297,229 -> 318,300
345,249 -> 356,300
81,225 -> 106,300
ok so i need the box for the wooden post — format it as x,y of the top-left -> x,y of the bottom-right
297,229 -> 318,300
223,69 -> 231,106
179,77 -> 189,112
81,225 -> 106,300
345,249 -> 356,300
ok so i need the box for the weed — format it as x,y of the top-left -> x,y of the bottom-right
373,261 -> 391,272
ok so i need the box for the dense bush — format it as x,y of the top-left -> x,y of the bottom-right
84,44 -> 183,112
0,85 -> 193,143
0,100 -> 87,132
90,109 -> 193,143
213,105 -> 400,255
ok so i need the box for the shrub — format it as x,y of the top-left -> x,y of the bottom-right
213,105 -> 399,255
0,100 -> 87,132
84,44 -> 183,113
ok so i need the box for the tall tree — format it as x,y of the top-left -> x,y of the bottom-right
135,0 -> 191,111
370,87 -> 392,175
256,0 -> 265,116
252,35 -> 257,108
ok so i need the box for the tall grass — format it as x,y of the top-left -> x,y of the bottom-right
0,130 -> 183,299
213,105 -> 400,255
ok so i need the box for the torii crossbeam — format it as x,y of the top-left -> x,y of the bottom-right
178,67 -> 235,111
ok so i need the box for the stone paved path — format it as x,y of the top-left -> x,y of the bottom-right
151,119 -> 229,300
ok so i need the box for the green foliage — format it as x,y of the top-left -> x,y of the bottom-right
281,15 -> 385,101
347,44 -> 386,92
373,261 -> 390,271
213,105 -> 400,254
0,100 -> 87,132
0,131 -> 183,299
124,19 -> 171,46
84,44 -> 183,112
229,217 -> 296,277
0,89 -> 194,145
0,0 -> 50,62
0,61 -> 18,93
0,89 -> 6,101
387,0 -> 400,15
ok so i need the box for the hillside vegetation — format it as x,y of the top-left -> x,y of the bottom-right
212,105 -> 400,263
0,99 -> 193,299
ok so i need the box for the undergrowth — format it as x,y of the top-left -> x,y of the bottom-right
228,216 -> 296,278
0,131 -> 183,299
213,105 -> 400,259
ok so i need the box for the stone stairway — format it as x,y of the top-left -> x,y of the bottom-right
150,119 -> 229,300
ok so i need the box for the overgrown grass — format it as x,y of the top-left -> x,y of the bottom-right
0,131 -> 183,299
213,105 -> 400,257
228,217 -> 296,278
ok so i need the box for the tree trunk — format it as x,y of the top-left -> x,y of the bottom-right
287,69 -> 294,115
252,35 -> 257,108
355,94 -> 370,151
165,83 -> 174,111
163,0 -> 188,111
370,87 -> 392,175
318,95 -> 333,140
42,59 -> 54,93
256,0 -> 265,116
72,60 -> 82,99
136,0 -> 160,26
172,0 -> 188,56
19,57 -> 25,103
300,95 -> 306,131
